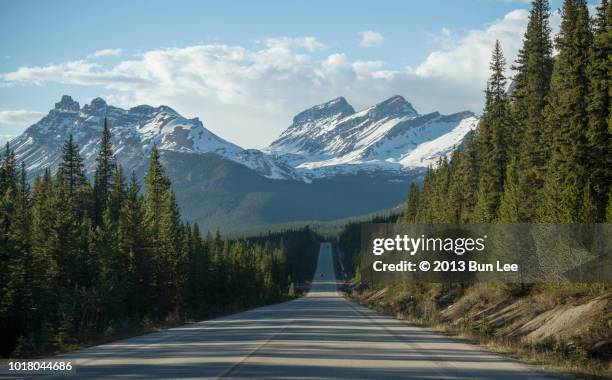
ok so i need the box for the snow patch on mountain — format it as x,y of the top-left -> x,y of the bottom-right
267,96 -> 478,178
10,95 -> 305,181
9,94 -> 478,183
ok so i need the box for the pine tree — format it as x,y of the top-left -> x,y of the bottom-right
579,180 -> 597,223
142,146 -> 176,319
402,183 -> 420,223
448,132 -> 480,222
0,144 -> 19,355
184,223 -> 210,317
539,0 -> 592,222
158,191 -> 187,317
499,158 -> 523,222
93,118 -> 116,226
28,169 -> 59,352
585,0 -> 611,221
509,0 -> 554,221
106,165 -> 126,224
11,163 -> 33,317
57,135 -> 86,199
472,41 -> 512,222
415,167 -> 435,222
96,165 -> 127,323
0,142 -> 17,195
118,172 -> 149,318
143,146 -> 171,237
431,157 -> 452,223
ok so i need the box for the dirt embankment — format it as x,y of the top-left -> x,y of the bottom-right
344,282 -> 611,379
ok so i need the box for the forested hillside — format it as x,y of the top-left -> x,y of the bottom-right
338,0 -> 611,376
0,122 -> 320,358
400,0 -> 610,225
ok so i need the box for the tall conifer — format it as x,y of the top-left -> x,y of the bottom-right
585,0 -> 611,221
539,0 -> 592,222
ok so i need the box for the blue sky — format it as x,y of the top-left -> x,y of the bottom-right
0,0 -> 587,147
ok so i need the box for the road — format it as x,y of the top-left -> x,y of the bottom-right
19,242 -> 558,379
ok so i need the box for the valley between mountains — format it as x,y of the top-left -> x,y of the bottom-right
8,94 -> 478,231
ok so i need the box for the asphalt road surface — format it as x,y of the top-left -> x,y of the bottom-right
13,242 -> 559,379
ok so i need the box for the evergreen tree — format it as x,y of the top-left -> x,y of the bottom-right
118,172 -> 149,318
0,142 -> 17,195
158,191 -> 187,317
57,135 -> 86,199
143,146 -> 171,237
539,0 -> 592,222
585,0 -> 611,221
142,146 -> 175,319
93,118 -> 116,226
415,167 -> 435,222
106,165 -> 126,224
499,157 -> 523,222
430,157 -> 452,223
473,41 -> 512,222
448,132 -> 480,222
401,183 -> 420,223
0,144 -> 19,355
579,180 -> 598,223
28,169 -> 59,353
509,0 -> 554,221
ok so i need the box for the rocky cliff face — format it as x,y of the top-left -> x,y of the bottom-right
11,95 -> 304,181
11,94 -> 478,181
266,96 -> 478,177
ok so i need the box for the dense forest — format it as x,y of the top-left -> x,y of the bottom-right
0,122 -> 320,358
336,1 -> 611,373
400,0 -> 610,225
335,2 -> 610,374
341,0 -> 612,283
340,0 -> 610,274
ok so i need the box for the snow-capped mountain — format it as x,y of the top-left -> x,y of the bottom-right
266,96 -> 479,177
10,95 -> 304,181
10,94 -> 478,185
7,94 -> 480,230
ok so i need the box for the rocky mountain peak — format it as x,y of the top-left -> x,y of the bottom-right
12,95 -> 305,182
266,95 -> 478,177
81,97 -> 108,115
156,105 -> 180,116
291,97 -> 355,127
366,95 -> 417,120
54,95 -> 80,112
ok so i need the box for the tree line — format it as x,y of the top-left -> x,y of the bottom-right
400,0 -> 610,225
0,121 -> 320,357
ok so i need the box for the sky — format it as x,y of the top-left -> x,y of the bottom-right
0,0 -> 595,148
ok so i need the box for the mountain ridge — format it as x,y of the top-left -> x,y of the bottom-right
266,95 -> 478,177
10,94 -> 478,182
11,95 -> 305,181
5,94 -> 479,231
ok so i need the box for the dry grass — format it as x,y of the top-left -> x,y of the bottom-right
346,283 -> 612,380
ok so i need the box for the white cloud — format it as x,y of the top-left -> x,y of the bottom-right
90,48 -> 123,58
1,10 -> 540,148
0,109 -> 44,126
359,30 -> 385,48
262,37 -> 325,52
413,10 -> 529,84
